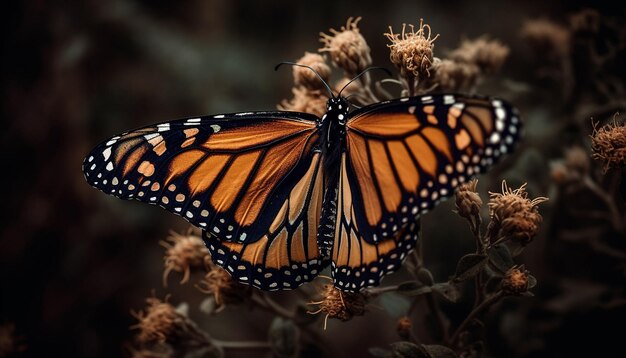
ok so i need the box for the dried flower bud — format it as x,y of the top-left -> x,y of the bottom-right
320,17 -> 372,77
293,52 -> 331,90
197,258 -> 250,307
456,179 -> 483,219
385,19 -> 439,81
278,87 -> 328,118
591,119 -> 626,172
431,59 -> 479,92
131,297 -> 186,344
161,231 -> 209,286
449,36 -> 510,75
520,19 -> 571,59
396,316 -> 413,340
501,265 -> 530,295
309,284 -> 366,329
488,181 -> 548,245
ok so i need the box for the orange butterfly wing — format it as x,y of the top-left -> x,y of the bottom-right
83,112 -> 322,245
330,94 -> 520,291
344,94 -> 520,244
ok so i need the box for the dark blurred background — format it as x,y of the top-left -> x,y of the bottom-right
2,1 -> 625,357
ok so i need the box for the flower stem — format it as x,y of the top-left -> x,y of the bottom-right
450,291 -> 504,346
214,340 -> 271,349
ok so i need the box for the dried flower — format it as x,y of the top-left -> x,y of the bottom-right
396,316 -> 413,340
455,179 -> 483,219
320,17 -> 372,77
385,19 -> 439,82
131,297 -> 185,344
520,19 -> 571,59
449,36 -> 510,75
197,258 -> 250,307
591,118 -> 626,171
161,231 -> 209,286
309,283 -> 366,329
293,52 -> 331,91
431,59 -> 479,92
501,265 -> 530,295
488,181 -> 548,245
278,87 -> 328,117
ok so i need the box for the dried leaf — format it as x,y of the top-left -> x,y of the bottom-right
432,283 -> 460,303
487,244 -> 514,274
454,254 -> 488,281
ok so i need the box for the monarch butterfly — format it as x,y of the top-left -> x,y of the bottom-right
82,64 -> 520,292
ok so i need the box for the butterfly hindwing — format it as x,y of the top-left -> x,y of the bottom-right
344,94 -> 520,244
82,112 -> 322,245
331,153 -> 420,292
202,151 -> 329,290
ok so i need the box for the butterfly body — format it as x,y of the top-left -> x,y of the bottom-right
83,93 -> 520,292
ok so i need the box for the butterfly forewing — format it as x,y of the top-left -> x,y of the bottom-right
82,112 -> 322,245
344,94 -> 521,244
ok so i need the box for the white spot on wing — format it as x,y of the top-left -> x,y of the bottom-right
210,124 -> 221,133
102,147 -> 112,161
144,133 -> 159,141
106,162 -> 114,171
214,114 -> 225,119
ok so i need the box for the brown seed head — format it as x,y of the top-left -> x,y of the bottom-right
501,265 -> 530,295
431,59 -> 480,92
591,118 -> 626,172
161,231 -> 209,286
309,284 -> 366,328
197,258 -> 250,307
455,179 -> 483,219
489,181 -> 548,244
320,17 -> 372,77
384,19 -> 439,81
131,297 -> 185,344
293,52 -> 331,91
278,87 -> 328,118
450,36 -> 510,75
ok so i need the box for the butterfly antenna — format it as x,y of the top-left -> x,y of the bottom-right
338,67 -> 392,97
275,61 -> 335,98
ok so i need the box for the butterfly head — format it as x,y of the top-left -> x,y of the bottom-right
326,97 -> 350,125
